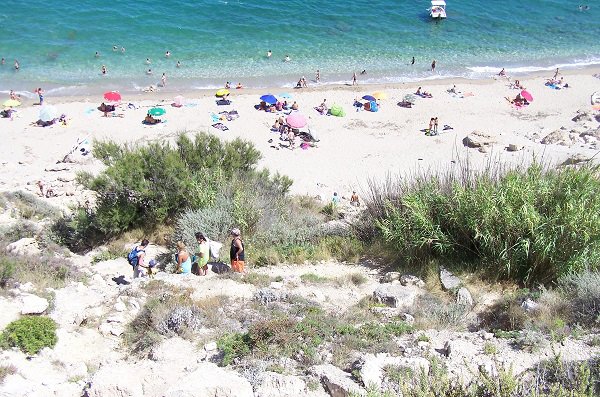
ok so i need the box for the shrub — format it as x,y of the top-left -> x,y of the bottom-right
0,191 -> 61,221
1,316 -> 57,355
217,332 -> 252,366
0,251 -> 77,291
558,271 -> 600,326
364,162 -> 600,284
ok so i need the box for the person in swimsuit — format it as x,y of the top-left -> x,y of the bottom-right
176,241 -> 192,274
431,59 -> 436,72
161,73 -> 167,87
101,65 -> 107,75
165,50 -> 171,58
352,72 -> 357,85
36,88 -> 44,105
229,228 -> 245,273
195,232 -> 210,276
14,60 -> 19,71
411,56 -> 415,65
267,50 -> 272,59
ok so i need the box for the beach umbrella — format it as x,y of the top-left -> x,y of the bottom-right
39,105 -> 58,122
260,94 -> 278,105
2,99 -> 21,108
103,91 -> 121,102
520,90 -> 533,102
362,95 -> 376,101
279,92 -> 293,99
286,113 -> 307,129
372,91 -> 388,100
148,107 -> 166,116
403,94 -> 416,104
216,89 -> 230,97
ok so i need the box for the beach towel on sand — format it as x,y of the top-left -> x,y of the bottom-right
212,122 -> 229,131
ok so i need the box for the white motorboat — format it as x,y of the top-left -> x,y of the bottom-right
429,0 -> 447,19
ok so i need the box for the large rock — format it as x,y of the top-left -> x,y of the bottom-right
561,153 -> 591,166
310,364 -> 365,397
254,371 -> 308,397
463,131 -> 496,148
373,284 -> 421,309
380,272 -> 401,283
399,274 -> 425,288
21,294 -> 49,315
164,362 -> 253,397
572,109 -> 593,123
85,362 -> 144,397
456,287 -> 474,307
540,129 -> 575,146
357,353 -> 430,390
6,238 -> 41,257
439,268 -> 461,291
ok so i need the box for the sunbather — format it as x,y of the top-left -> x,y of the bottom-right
315,99 -> 328,115
144,113 -> 161,124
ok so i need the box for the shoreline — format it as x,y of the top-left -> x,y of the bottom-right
5,65 -> 600,105
3,64 -> 600,102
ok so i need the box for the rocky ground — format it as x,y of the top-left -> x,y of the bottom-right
1,238 -> 599,397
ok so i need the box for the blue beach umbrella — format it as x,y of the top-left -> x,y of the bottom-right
260,94 -> 278,104
362,95 -> 376,101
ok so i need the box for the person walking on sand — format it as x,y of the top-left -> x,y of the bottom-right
35,88 -> 44,105
161,72 -> 167,87
433,117 -> 439,134
352,72 -> 357,86
316,69 -> 320,83
230,228 -> 245,273
431,59 -> 436,72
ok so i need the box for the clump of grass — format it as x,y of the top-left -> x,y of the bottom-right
362,161 -> 600,285
0,191 -> 61,221
300,273 -> 329,284
483,341 -> 498,355
0,250 -> 79,291
0,365 -> 17,383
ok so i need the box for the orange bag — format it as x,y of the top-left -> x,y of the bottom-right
231,260 -> 245,273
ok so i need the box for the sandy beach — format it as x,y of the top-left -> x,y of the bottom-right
2,67 -> 599,204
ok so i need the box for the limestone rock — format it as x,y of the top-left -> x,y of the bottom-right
561,153 -> 590,166
400,313 -> 415,325
254,371 -> 308,397
164,362 -> 253,397
463,131 -> 496,148
204,341 -> 217,352
98,322 -> 124,337
370,306 -> 402,319
20,294 -> 49,315
399,274 -> 425,288
373,284 -> 421,309
255,288 -> 288,305
356,353 -> 430,390
439,268 -> 461,291
506,144 -> 523,152
521,298 -> 539,312
380,272 -> 401,283
456,287 -> 474,307
6,238 -> 41,257
572,109 -> 593,123
85,362 -> 144,397
540,129 -> 575,146
310,364 -> 365,397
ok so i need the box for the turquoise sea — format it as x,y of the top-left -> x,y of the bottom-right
0,0 -> 599,95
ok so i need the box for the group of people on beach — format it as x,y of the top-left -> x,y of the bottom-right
130,229 -> 245,279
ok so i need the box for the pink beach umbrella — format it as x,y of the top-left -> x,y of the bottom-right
520,90 -> 533,102
103,91 -> 121,103
286,113 -> 307,129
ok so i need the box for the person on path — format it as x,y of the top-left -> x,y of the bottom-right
129,239 -> 150,279
431,59 -> 436,72
195,232 -> 210,276
332,192 -> 340,207
350,191 -> 360,207
230,228 -> 245,273
176,241 -> 192,274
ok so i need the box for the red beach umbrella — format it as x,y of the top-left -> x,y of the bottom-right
286,113 -> 307,129
520,90 -> 533,102
103,91 -> 121,102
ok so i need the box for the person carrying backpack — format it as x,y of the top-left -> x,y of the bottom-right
128,239 -> 149,278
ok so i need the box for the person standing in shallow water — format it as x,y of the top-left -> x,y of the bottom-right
230,228 -> 245,273
431,59 -> 436,72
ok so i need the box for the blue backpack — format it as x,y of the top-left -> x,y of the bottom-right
127,246 -> 144,266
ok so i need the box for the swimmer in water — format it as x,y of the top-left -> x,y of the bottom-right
284,55 -> 290,62
146,58 -> 151,64
146,68 -> 153,75
176,61 -> 181,68
1,58 -> 4,65
101,65 -> 107,75
95,51 -> 100,58
14,60 -> 19,71
113,45 -> 118,51
267,50 -> 272,58
121,47 -> 126,53
165,50 -> 171,58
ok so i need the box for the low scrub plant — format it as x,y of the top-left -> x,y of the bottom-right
363,162 -> 600,285
1,316 -> 58,355
0,251 -> 77,291
0,364 -> 17,383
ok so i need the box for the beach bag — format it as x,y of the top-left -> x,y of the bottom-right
127,246 -> 144,267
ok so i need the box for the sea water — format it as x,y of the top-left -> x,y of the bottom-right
0,0 -> 598,95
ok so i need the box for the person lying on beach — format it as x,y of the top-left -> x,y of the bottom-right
415,87 -> 433,98
447,85 -> 459,94
315,99 -> 328,115
1,109 -> 14,118
499,68 -> 506,77
144,113 -> 161,124
98,102 -> 116,116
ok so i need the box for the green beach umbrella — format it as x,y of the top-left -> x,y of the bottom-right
3,99 -> 21,108
148,107 -> 166,116
329,104 -> 345,117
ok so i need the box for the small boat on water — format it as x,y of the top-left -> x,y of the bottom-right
428,0 -> 447,19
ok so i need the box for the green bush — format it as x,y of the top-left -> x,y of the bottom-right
1,316 -> 57,355
217,332 -> 252,366
366,162 -> 600,284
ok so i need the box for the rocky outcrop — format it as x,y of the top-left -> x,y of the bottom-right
164,362 -> 253,397
20,294 -> 49,315
456,287 -> 474,307
439,268 -> 461,291
310,364 -> 365,397
400,275 -> 425,288
463,131 -> 496,149
355,353 -> 430,390
85,362 -> 144,397
6,238 -> 41,256
373,284 -> 421,309
540,129 -> 575,146
254,371 -> 308,397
